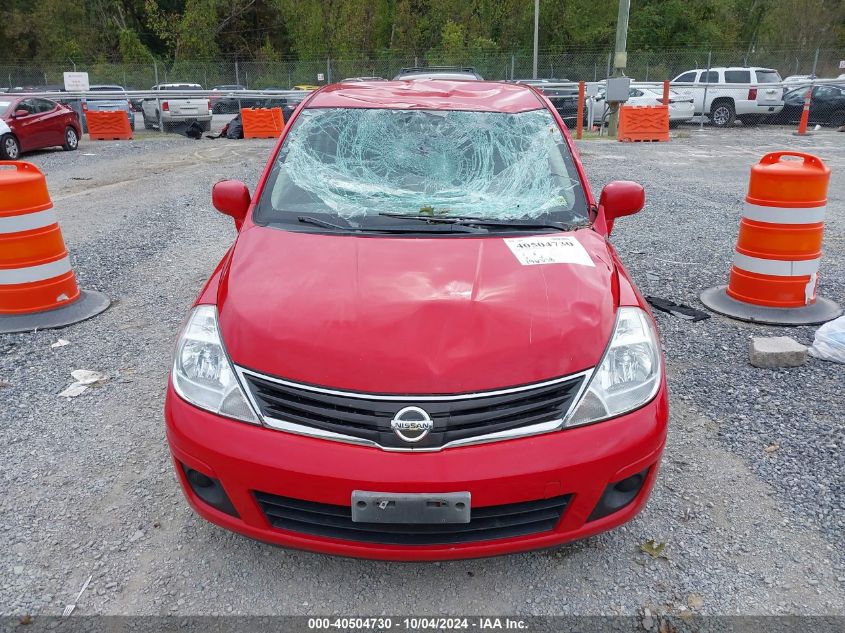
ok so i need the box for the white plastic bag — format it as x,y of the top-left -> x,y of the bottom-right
808,315 -> 845,363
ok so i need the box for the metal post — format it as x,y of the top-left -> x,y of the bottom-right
235,59 -> 240,85
613,0 -> 630,74
156,85 -> 163,133
326,58 -> 332,83
699,51 -> 711,131
811,47 -> 819,78
600,52 -> 612,137
511,54 -> 515,80
608,0 -> 630,137
532,0 -> 539,79
576,81 -> 585,139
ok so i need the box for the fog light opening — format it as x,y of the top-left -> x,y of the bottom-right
187,469 -> 214,489
614,473 -> 644,494
180,463 -> 239,518
587,467 -> 650,522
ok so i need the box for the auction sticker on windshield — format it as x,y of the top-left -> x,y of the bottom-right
505,236 -> 595,267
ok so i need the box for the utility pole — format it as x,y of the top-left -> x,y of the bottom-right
608,0 -> 631,136
532,0 -> 539,80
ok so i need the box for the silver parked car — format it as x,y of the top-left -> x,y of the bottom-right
141,83 -> 212,131
81,85 -> 134,131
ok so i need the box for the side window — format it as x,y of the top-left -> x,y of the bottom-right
675,72 -> 697,83
724,70 -> 751,83
814,86 -> 839,99
17,99 -> 37,115
698,71 -> 719,84
34,99 -> 56,113
629,88 -> 643,97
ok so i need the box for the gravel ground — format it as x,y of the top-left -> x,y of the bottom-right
0,126 -> 843,620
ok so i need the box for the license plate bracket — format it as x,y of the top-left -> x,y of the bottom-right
351,491 -> 471,524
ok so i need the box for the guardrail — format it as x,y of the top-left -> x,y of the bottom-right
0,89 -> 311,100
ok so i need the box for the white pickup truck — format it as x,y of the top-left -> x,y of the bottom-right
670,67 -> 784,127
141,83 -> 212,131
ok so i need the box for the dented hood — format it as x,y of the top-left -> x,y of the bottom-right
218,227 -> 618,394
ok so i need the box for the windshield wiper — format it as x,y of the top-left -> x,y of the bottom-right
378,212 -> 587,232
297,215 -> 484,234
298,215 -> 356,231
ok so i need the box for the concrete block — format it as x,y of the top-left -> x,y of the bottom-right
749,336 -> 807,368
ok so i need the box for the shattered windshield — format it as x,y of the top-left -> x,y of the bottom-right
256,107 -> 588,228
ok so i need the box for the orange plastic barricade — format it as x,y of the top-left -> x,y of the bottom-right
85,110 -> 133,141
617,105 -> 669,142
0,161 -> 109,333
701,151 -> 841,325
241,107 -> 285,139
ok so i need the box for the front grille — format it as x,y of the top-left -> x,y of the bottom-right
254,492 -> 571,545
241,370 -> 585,449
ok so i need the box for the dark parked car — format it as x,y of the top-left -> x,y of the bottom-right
513,79 -> 586,123
210,85 -> 255,113
0,96 -> 81,159
771,84 -> 845,127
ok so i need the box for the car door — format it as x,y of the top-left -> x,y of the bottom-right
811,85 -> 844,124
9,99 -> 47,150
33,99 -> 66,147
697,70 -> 720,112
671,71 -> 699,112
626,88 -> 645,106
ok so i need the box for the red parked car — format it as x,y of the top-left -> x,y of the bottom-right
165,80 -> 668,560
0,96 -> 81,159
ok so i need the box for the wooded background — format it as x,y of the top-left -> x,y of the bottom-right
2,0 -> 843,64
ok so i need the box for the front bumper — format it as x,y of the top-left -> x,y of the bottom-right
165,381 -> 668,560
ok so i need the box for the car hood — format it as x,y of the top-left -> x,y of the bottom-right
218,226 -> 619,394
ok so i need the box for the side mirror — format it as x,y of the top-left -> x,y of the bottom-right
212,179 -> 251,230
598,180 -> 645,233
14,109 -> 29,118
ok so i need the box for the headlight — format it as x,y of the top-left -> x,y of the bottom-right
564,307 -> 661,427
171,305 -> 259,424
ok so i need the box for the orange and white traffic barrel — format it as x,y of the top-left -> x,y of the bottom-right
0,161 -> 109,333
701,151 -> 841,325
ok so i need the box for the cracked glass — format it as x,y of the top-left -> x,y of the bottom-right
258,107 -> 588,225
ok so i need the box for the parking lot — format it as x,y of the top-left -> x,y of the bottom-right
1,126 -> 843,619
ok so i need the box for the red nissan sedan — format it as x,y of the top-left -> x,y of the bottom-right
0,96 -> 81,159
165,80 -> 668,560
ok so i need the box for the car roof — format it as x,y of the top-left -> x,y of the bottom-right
307,80 -> 546,113
678,67 -> 776,73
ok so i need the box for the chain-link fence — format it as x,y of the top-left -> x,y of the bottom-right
2,47 -> 843,130
2,48 -> 842,90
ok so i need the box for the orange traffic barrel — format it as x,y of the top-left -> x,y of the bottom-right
0,161 -> 109,333
701,151 -> 841,325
